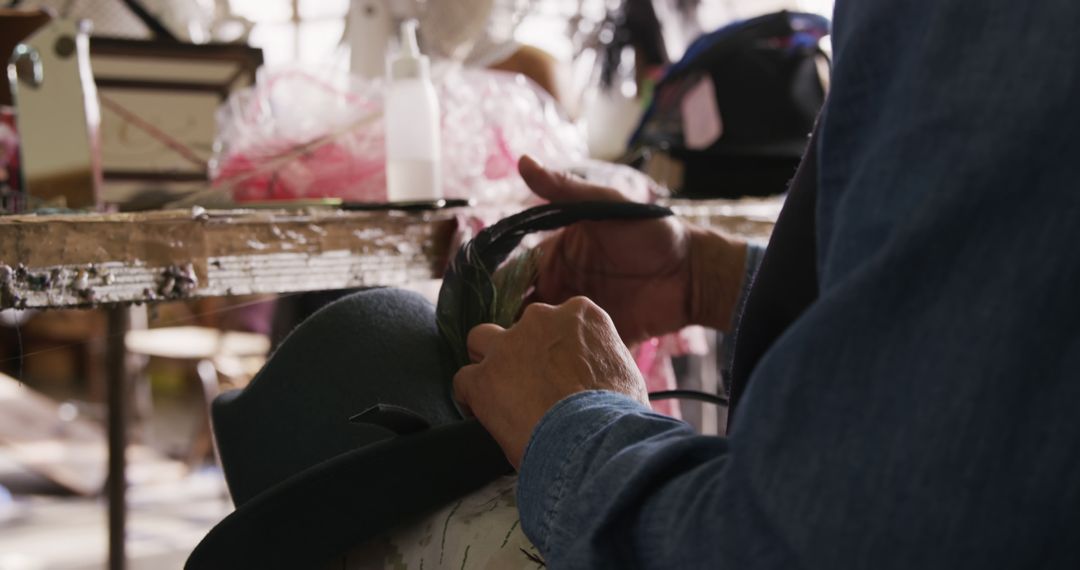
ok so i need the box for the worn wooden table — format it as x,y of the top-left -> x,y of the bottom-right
0,199 -> 779,569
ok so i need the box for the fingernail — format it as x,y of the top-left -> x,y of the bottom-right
520,154 -> 543,169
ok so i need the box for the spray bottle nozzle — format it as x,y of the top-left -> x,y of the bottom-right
388,18 -> 428,81
400,19 -> 420,57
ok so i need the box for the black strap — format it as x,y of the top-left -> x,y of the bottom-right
648,389 -> 728,407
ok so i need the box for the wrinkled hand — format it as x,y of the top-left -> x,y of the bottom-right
519,156 -> 747,341
453,297 -> 648,469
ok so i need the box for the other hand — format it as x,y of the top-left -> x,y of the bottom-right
519,156 -> 746,343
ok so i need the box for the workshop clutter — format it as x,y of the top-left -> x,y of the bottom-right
631,11 -> 830,198
210,66 -> 587,205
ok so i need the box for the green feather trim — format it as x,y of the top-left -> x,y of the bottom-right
436,201 -> 674,372
490,248 -> 541,329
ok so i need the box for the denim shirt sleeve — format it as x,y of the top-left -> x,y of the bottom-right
518,391 -> 734,568
518,391 -> 805,569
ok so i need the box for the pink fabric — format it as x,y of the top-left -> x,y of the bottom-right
634,327 -> 709,419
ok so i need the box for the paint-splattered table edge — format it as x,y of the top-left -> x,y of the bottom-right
0,198 -> 779,310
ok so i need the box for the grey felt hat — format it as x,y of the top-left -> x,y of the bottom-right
185,288 -> 510,568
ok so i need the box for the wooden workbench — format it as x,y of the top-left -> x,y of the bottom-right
0,207 -> 456,309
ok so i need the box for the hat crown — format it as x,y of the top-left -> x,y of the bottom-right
212,288 -> 458,506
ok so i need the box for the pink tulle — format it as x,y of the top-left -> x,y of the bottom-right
210,67 -> 586,204
634,327 -> 709,419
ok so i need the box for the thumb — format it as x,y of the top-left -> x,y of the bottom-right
518,155 -> 628,203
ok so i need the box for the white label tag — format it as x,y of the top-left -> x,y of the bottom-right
681,76 -> 723,150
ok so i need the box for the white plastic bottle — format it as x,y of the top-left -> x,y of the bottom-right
384,20 -> 442,203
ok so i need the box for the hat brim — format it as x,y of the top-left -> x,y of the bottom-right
186,419 -> 510,569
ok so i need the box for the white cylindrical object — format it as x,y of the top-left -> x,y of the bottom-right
385,20 -> 442,202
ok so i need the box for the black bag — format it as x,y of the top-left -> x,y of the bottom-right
631,11 -> 830,199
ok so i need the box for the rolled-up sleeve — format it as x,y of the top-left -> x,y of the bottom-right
518,392 -> 771,569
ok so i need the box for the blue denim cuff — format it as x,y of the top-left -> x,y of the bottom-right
517,390 -> 651,552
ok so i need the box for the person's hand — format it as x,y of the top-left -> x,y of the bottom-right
453,296 -> 648,469
519,156 -> 747,343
